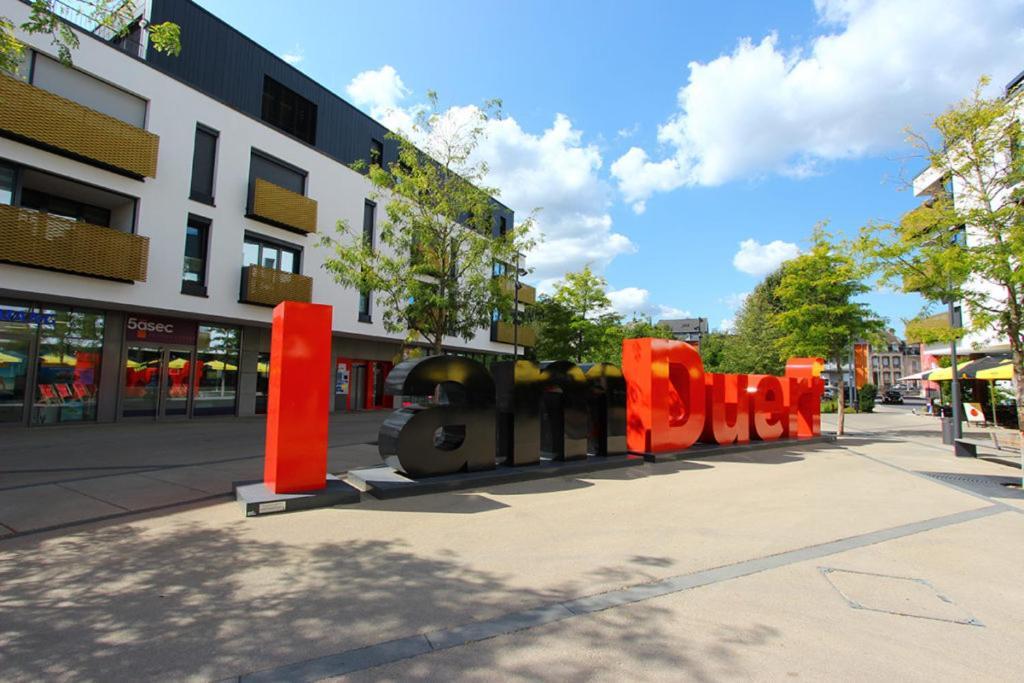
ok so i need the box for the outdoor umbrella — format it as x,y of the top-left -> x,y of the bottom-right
924,361 -> 975,381
975,358 -> 1013,381
0,351 -> 21,364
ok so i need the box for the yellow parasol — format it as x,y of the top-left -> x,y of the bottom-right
40,353 -> 78,366
204,359 -> 238,371
925,361 -> 975,381
976,359 -> 1013,381
0,351 -> 22,363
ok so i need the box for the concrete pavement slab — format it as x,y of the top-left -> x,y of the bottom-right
61,473 -> 217,511
0,483 -> 126,533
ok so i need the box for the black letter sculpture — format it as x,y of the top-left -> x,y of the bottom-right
378,356 -> 496,478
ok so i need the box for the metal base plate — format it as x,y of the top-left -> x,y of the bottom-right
234,474 -> 361,516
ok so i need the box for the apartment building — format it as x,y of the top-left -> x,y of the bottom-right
0,0 -> 534,427
911,70 -> 1022,362
869,331 -> 921,390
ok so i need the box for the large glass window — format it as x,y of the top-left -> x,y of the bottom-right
20,187 -> 111,226
255,351 -> 271,415
182,215 -> 211,295
359,200 -> 375,322
370,138 -> 383,167
261,76 -> 317,144
243,235 -> 300,273
190,125 -> 218,204
193,325 -> 240,417
32,308 -> 104,425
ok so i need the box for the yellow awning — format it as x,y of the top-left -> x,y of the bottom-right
0,351 -> 22,363
40,353 -> 77,366
204,359 -> 238,371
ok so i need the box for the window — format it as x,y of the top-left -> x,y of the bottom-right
498,216 -> 508,237
871,356 -> 879,368
249,150 -> 306,195
359,200 -> 376,322
243,234 -> 300,273
193,326 -> 240,417
32,307 -> 104,425
182,215 -> 211,296
370,138 -> 383,167
0,163 -> 13,205
20,187 -> 110,226
492,261 -> 508,277
255,351 -> 271,414
882,357 -> 890,367
190,125 -> 218,204
30,53 -> 147,127
893,356 -> 901,367
261,76 -> 317,144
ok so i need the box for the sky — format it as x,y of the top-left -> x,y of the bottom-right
199,0 -> 1024,336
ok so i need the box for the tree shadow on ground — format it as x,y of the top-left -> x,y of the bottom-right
0,516 -> 780,682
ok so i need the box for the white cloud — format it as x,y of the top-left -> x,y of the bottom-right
720,291 -> 750,310
345,65 -> 411,112
280,45 -> 304,66
719,317 -> 736,332
611,0 -> 1024,212
607,287 -> 690,321
732,239 -> 800,276
345,68 -> 635,285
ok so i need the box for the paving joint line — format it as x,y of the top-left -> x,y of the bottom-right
236,503 -> 1007,682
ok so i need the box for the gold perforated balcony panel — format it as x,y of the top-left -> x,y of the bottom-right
498,278 -> 537,305
240,265 -> 313,306
492,321 -> 537,347
248,178 -> 318,234
0,204 -> 148,282
0,74 -> 159,179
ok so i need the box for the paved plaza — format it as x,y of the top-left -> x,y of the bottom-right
1,408 -> 1023,681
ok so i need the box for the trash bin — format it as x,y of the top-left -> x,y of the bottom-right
941,417 -> 955,445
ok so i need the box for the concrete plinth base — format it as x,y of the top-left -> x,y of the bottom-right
234,474 -> 361,516
636,434 -> 836,463
348,453 -> 645,500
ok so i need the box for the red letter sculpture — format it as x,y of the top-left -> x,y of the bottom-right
623,338 -> 706,454
784,357 -> 825,438
264,301 -> 333,493
700,373 -> 750,445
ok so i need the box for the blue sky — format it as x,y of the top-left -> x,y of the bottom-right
199,0 -> 1024,335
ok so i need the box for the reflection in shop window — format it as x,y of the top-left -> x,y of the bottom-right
33,308 -> 104,425
255,351 -> 270,415
194,325 -> 240,416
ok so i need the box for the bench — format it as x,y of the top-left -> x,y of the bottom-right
991,431 -> 1022,453
954,438 -> 980,458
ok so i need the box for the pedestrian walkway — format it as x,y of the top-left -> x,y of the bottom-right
1,410 -> 1022,681
0,411 -> 388,537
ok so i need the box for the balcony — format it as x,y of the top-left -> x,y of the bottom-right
0,74 -> 159,179
499,278 -> 536,305
247,178 -> 318,234
491,320 -> 537,347
240,265 -> 313,306
0,204 -> 148,282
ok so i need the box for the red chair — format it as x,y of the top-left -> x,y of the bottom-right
56,384 -> 73,401
73,382 -> 91,399
38,384 -> 60,403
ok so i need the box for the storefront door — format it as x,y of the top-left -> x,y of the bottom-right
0,333 -> 34,424
122,344 -> 195,419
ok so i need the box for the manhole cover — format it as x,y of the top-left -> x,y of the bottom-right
819,568 -> 981,626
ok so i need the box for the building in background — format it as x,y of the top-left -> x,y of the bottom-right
661,318 -> 708,348
0,0 -> 532,427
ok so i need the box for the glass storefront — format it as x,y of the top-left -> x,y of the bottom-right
255,351 -> 270,415
0,300 -> 105,426
193,325 -> 240,416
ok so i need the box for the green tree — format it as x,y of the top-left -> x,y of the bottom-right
719,269 -> 787,375
858,78 -> 1024,429
598,315 -> 674,364
776,227 -> 885,435
321,93 -> 534,356
699,331 -> 731,372
534,266 -> 618,362
2,1 -> 180,73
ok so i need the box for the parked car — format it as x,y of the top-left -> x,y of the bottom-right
881,389 -> 904,405
822,386 -> 835,400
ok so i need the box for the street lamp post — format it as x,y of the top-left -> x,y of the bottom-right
949,299 -> 963,441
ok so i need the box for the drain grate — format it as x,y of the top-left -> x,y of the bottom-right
919,471 -> 1024,499
820,567 -> 982,626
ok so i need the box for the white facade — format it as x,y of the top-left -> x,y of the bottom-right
0,0 -> 524,425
